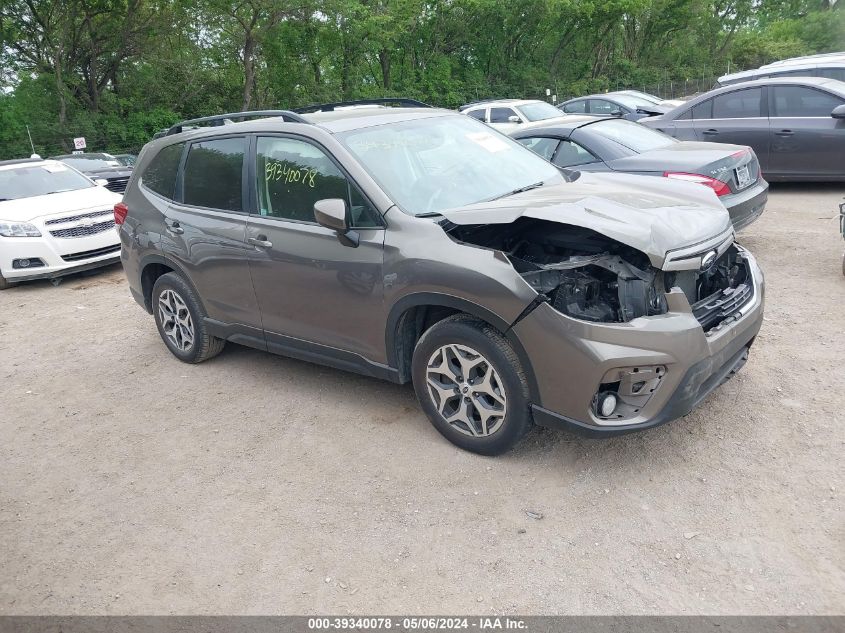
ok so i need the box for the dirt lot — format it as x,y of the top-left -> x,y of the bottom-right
1,185 -> 843,615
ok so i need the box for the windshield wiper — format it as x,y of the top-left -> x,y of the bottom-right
489,181 -> 544,201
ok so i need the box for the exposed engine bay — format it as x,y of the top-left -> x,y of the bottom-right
444,217 -> 752,328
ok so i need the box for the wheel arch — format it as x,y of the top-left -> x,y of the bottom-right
386,293 -> 541,403
138,254 -> 202,315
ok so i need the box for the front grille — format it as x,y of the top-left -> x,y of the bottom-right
692,283 -> 754,332
105,177 -> 129,193
50,219 -> 115,238
61,244 -> 120,262
45,209 -> 112,225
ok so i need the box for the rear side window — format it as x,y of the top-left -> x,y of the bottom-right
563,100 -> 586,114
142,143 -> 184,199
552,140 -> 598,168
589,99 -> 619,115
691,99 -> 713,119
466,109 -> 485,121
490,108 -> 517,123
182,137 -> 245,211
712,88 -> 762,118
517,137 -> 559,161
771,85 -> 844,117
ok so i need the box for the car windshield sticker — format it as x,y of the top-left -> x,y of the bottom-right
265,160 -> 317,188
465,132 -> 509,153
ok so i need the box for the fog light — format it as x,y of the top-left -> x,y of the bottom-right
12,258 -> 45,269
597,392 -> 618,418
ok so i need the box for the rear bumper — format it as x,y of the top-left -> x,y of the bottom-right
723,178 -> 768,231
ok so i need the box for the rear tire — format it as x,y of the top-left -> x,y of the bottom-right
411,314 -> 533,455
151,272 -> 225,363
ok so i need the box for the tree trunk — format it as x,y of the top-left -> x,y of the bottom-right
242,34 -> 256,111
379,48 -> 390,90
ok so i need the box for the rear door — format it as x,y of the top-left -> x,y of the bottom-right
245,135 -> 386,362
164,135 -> 263,332
691,87 -> 771,172
768,84 -> 845,179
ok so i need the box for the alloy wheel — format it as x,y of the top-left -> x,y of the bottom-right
158,289 -> 194,352
425,343 -> 507,437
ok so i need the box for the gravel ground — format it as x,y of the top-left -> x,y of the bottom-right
0,185 -> 843,615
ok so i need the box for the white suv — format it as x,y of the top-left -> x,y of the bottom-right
459,99 -> 570,133
0,157 -> 123,289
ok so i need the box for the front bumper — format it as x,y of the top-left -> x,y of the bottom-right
513,249 -> 765,435
723,178 -> 768,231
0,223 -> 120,282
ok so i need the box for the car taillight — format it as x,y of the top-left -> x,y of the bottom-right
663,172 -> 731,197
114,202 -> 128,225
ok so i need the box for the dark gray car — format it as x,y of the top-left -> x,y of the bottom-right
50,153 -> 134,193
511,117 -> 768,230
641,77 -> 845,181
559,92 -> 669,121
117,106 -> 764,455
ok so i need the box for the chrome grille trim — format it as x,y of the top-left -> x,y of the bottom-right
49,220 -> 116,238
45,209 -> 113,225
663,227 -> 735,271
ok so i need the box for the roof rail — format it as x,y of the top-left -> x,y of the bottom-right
165,110 -> 309,136
293,98 -> 432,114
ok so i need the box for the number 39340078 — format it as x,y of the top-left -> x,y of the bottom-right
265,160 -> 318,187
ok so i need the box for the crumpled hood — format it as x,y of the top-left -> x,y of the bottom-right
0,186 -> 122,222
438,171 -> 732,267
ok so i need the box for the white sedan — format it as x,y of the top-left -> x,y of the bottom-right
0,157 -> 123,289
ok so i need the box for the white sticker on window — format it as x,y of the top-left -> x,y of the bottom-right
43,163 -> 68,173
465,132 -> 509,153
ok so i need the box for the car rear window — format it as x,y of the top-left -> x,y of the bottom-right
182,137 -> 245,211
142,142 -> 184,199
585,119 -> 676,153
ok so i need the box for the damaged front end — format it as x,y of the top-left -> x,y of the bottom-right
444,217 -> 753,333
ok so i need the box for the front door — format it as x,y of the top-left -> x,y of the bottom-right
768,84 -> 845,179
245,135 -> 386,363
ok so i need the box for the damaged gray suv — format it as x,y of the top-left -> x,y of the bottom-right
118,104 -> 764,455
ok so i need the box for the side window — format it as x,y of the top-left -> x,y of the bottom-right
589,99 -> 619,115
467,109 -> 486,121
691,99 -> 713,120
818,68 -> 845,81
182,137 -> 245,211
712,88 -> 762,119
563,100 -> 586,114
676,108 -> 692,120
142,142 -> 184,199
772,85 -> 844,117
256,137 -> 381,228
490,107 -> 518,123
552,140 -> 598,168
517,137 -> 559,161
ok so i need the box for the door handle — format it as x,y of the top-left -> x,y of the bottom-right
702,128 -> 719,135
165,219 -> 184,235
775,129 -> 794,137
248,236 -> 273,248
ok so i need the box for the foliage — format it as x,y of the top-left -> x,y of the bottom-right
0,0 -> 842,157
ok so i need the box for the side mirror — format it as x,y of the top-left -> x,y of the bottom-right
94,178 -> 109,186
314,198 -> 359,247
610,109 -> 623,117
831,104 -> 845,119
508,115 -> 522,123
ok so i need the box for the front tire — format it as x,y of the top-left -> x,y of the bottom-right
0,272 -> 11,290
152,272 -> 225,363
411,314 -> 532,455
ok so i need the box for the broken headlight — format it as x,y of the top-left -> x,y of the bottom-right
517,254 -> 667,323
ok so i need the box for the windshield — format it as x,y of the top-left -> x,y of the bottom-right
0,163 -> 94,200
587,119 -> 677,153
517,101 -> 564,121
339,116 -> 562,215
57,156 -> 121,170
618,91 -> 661,104
611,94 -> 662,110
115,155 -> 136,166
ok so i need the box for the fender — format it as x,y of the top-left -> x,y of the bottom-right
137,252 -> 203,314
385,292 -> 541,404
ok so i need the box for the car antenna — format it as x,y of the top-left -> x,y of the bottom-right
25,125 -> 36,155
